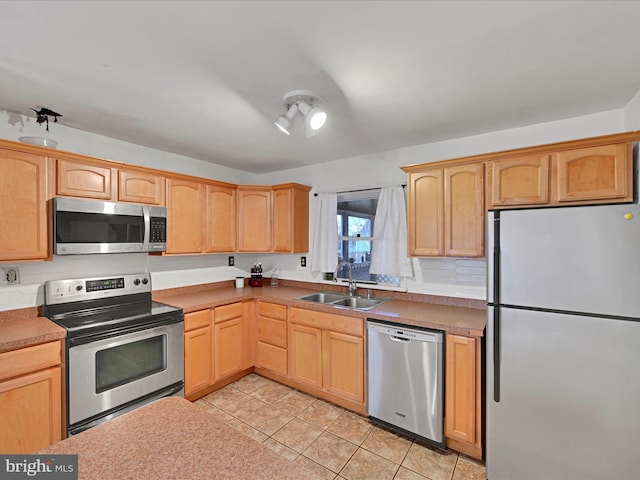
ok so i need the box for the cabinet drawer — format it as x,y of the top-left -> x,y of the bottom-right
0,341 -> 61,381
257,317 -> 287,347
257,342 -> 287,376
214,302 -> 243,323
257,301 -> 287,321
289,307 -> 363,336
184,310 -> 211,332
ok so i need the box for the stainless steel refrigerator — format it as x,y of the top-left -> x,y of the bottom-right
487,204 -> 640,480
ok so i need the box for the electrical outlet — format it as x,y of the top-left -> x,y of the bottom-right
1,266 -> 21,285
228,256 -> 235,267
300,256 -> 307,267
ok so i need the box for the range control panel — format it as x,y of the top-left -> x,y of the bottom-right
44,273 -> 152,305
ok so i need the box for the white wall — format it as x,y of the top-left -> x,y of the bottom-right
256,109 -> 629,299
0,107 -> 633,310
0,110 -> 253,185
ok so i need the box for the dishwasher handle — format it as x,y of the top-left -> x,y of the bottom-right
390,335 -> 411,343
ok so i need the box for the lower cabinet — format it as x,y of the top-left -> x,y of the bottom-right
184,309 -> 213,397
213,303 -> 244,382
183,302 -> 250,400
288,307 -> 365,412
445,334 -> 482,460
255,302 -> 288,376
0,341 -> 63,453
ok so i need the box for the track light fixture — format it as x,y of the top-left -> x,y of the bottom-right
274,90 -> 326,137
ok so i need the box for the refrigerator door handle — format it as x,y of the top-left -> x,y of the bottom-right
493,306 -> 501,402
493,212 -> 501,402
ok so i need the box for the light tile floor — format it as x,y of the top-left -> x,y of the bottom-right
194,374 -> 486,480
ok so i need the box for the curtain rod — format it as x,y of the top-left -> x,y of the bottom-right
313,184 -> 406,196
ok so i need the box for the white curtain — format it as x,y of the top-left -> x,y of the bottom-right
370,186 -> 412,277
310,192 -> 338,272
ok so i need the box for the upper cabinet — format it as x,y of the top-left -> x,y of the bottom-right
165,177 -> 205,254
406,163 -> 484,257
118,168 -> 165,205
206,183 -> 237,253
0,148 -> 51,261
487,143 -> 632,209
56,158 -> 165,205
272,183 -> 311,253
238,186 -> 272,252
486,154 -> 551,207
555,144 -> 631,203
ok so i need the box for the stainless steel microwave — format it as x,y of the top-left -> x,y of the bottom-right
53,197 -> 167,255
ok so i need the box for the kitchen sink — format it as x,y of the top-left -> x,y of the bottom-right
297,292 -> 347,304
331,297 -> 386,310
296,292 -> 389,311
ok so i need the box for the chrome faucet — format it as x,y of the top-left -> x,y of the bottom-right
334,260 -> 357,296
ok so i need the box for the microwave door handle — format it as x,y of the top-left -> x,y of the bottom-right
142,206 -> 150,250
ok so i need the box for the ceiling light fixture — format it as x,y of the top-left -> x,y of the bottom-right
274,90 -> 326,138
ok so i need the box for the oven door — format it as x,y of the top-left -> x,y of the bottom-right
67,320 -> 183,428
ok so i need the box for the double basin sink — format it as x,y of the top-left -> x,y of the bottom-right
296,292 -> 389,311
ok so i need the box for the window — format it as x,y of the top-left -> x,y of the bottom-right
335,189 -> 400,287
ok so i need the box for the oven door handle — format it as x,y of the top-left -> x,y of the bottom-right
67,314 -> 183,346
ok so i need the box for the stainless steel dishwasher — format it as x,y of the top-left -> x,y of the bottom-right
366,319 -> 444,447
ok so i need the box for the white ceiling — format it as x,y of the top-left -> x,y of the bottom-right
1,1 -> 640,173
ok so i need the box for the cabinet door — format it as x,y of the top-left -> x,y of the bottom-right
0,367 -> 62,453
288,323 -> 323,389
205,183 -> 237,253
556,144 -> 631,202
272,185 -> 310,253
0,150 -> 50,261
272,187 -> 293,252
445,334 -> 477,444
323,330 -> 365,404
118,169 -> 165,205
214,318 -> 243,381
184,325 -> 212,397
165,178 -> 205,253
237,188 -> 272,252
57,159 -> 114,199
444,163 -> 484,257
407,169 -> 444,256
487,155 -> 550,207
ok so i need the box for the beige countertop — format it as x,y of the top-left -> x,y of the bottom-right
39,396 -> 321,480
156,283 -> 486,337
0,315 -> 66,353
0,281 -> 486,353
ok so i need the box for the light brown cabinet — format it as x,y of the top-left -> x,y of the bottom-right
487,143 -> 632,209
206,183 -> 237,253
288,307 -> 365,410
183,309 -> 213,397
213,302 -> 244,382
445,334 -> 482,460
272,184 -> 311,253
406,163 -> 484,257
0,148 -> 51,261
555,143 -> 631,203
165,177 -> 205,254
0,341 -> 63,453
255,302 -> 288,376
237,186 -> 272,252
57,159 -> 165,205
486,154 -> 551,207
118,168 -> 165,205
